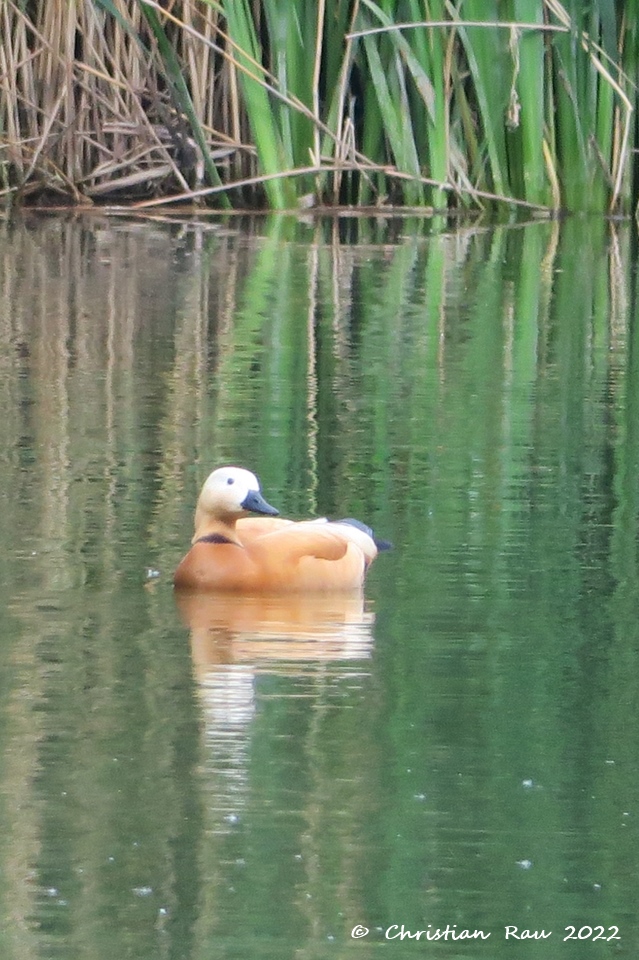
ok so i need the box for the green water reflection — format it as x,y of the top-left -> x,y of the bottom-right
0,214 -> 638,958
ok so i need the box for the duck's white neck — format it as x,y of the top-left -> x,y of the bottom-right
192,506 -> 242,545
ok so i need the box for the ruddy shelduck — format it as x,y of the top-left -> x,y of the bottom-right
173,466 -> 389,592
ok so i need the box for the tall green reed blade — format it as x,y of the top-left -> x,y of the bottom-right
359,0 -> 434,205
260,0 -> 315,171
356,71 -> 388,205
454,1 -> 511,198
216,0 -> 295,209
510,1 -> 550,206
92,0 -> 231,207
360,0 -> 451,207
316,1 -> 361,203
590,0 -> 627,214
416,0 -> 450,210
545,11 -> 580,211
323,0 -> 355,117
618,2 -> 639,213
362,33 -> 425,205
583,1 -> 616,213
592,58 -> 614,214
548,1 -> 603,211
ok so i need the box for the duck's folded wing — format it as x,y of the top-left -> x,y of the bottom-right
254,523 -> 350,563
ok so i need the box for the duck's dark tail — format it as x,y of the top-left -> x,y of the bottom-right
336,518 -> 393,552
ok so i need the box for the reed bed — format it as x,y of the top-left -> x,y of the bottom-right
0,0 -> 637,213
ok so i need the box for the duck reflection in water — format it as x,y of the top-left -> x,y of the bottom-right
176,589 -> 376,834
176,589 -> 375,673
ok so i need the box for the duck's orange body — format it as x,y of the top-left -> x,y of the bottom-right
173,467 -> 384,593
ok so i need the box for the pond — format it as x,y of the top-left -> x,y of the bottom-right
0,212 -> 638,959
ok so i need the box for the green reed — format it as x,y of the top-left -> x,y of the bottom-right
0,0 -> 637,213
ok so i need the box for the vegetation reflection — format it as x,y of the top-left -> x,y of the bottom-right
0,215 -> 638,958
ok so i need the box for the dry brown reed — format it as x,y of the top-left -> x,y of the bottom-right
0,0 -> 245,205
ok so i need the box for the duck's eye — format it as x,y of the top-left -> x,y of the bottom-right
226,478 -> 235,485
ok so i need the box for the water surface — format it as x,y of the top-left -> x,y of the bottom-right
0,213 -> 638,958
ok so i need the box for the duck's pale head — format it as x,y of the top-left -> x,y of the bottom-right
197,466 -> 279,521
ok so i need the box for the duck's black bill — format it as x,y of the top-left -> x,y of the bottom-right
241,489 -> 280,516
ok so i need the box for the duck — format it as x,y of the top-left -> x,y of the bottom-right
173,466 -> 389,593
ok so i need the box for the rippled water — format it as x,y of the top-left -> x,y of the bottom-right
1,214 -> 638,958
